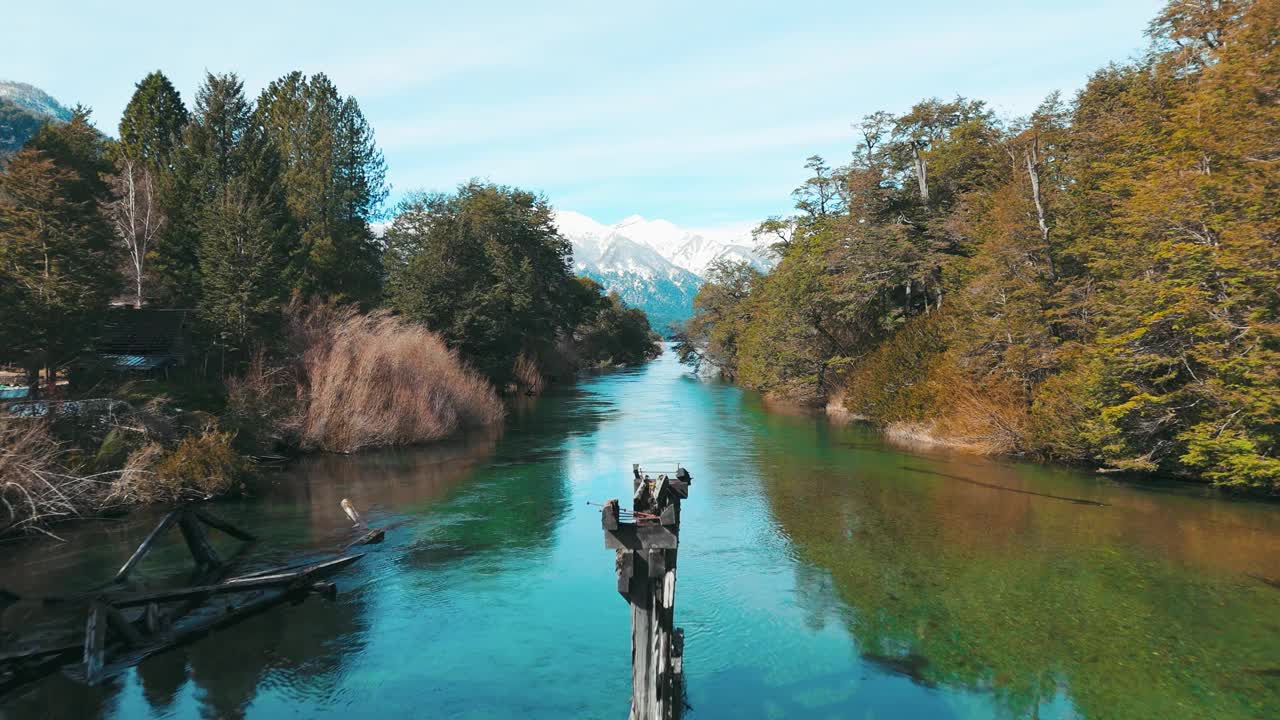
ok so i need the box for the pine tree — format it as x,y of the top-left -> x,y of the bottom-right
0,110 -> 118,395
256,72 -> 386,303
176,73 -> 294,355
118,71 -> 188,169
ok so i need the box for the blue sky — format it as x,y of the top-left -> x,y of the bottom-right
7,0 -> 1164,228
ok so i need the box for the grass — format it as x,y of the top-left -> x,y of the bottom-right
288,300 -> 504,453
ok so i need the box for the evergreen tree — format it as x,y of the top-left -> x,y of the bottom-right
0,110 -> 117,395
256,72 -> 387,302
177,73 -> 294,354
118,71 -> 188,169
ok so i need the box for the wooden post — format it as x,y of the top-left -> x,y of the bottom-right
83,602 -> 106,685
603,465 -> 691,720
177,509 -> 222,571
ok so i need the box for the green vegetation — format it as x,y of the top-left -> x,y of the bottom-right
0,70 -> 660,533
678,0 -> 1280,492
383,182 -> 661,384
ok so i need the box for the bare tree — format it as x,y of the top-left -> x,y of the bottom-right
104,159 -> 164,307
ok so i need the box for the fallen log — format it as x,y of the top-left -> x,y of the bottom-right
104,555 -> 363,608
4,507 -> 366,694
112,510 -> 178,583
346,528 -> 385,547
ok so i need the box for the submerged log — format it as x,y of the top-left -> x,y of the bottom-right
177,511 -> 222,570
82,602 -> 107,685
346,528 -> 385,547
7,507 -> 365,692
193,509 -> 257,542
113,510 -> 178,582
105,555 -> 363,608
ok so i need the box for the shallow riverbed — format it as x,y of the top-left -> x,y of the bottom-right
3,351 -> 1279,719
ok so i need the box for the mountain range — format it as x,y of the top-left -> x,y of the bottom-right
0,80 -> 73,157
554,211 -> 771,332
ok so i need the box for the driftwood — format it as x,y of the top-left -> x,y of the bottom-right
601,464 -> 691,720
1,505 -> 368,694
347,528 -> 385,547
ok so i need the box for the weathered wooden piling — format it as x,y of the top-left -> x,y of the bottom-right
601,464 -> 691,720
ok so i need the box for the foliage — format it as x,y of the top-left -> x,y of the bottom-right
117,71 -> 189,169
116,424 -> 245,503
384,181 -> 629,383
256,72 -> 387,303
679,0 -> 1280,491
0,109 -> 118,391
571,277 -> 662,366
0,417 -> 107,534
182,73 -> 295,353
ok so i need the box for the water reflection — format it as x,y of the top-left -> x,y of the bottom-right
748,403 -> 1280,719
2,353 -> 1279,720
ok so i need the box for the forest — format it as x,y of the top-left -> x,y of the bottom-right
0,71 -> 659,532
677,0 -> 1279,492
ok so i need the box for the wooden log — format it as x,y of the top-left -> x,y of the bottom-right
628,551 -> 656,720
106,555 -> 363,608
83,602 -> 106,685
193,509 -> 257,542
102,602 -> 146,648
608,464 -> 691,720
647,549 -> 666,579
113,510 -> 178,582
0,643 -> 81,665
310,581 -> 337,601
144,602 -> 165,634
602,499 -> 620,531
177,510 -> 222,570
345,528 -> 385,548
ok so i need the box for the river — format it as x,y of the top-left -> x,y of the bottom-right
2,350 -> 1279,719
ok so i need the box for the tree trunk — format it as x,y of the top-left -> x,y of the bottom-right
25,365 -> 40,401
913,148 -> 929,203
1024,145 -> 1057,283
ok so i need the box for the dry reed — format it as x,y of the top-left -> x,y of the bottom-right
0,418 -> 115,536
288,301 -> 504,453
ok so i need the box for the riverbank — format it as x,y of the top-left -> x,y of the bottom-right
0,332 -> 662,538
819,389 -> 1280,497
4,349 -> 1278,720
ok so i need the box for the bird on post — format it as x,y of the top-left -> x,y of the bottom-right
340,498 -> 365,528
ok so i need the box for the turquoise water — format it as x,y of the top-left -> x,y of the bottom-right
3,351 -> 1279,719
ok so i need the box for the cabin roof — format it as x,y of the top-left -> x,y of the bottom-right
96,308 -> 191,370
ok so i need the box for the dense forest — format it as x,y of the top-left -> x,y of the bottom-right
0,71 -> 659,532
678,0 -> 1279,492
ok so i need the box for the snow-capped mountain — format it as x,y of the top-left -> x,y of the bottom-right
555,210 -> 772,332
0,81 -> 73,123
0,81 -> 73,158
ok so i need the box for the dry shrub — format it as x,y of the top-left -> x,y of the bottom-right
111,425 -> 244,504
930,372 -> 1031,455
288,300 -> 504,453
0,418 -> 112,534
224,351 -> 301,454
841,312 -> 1031,456
513,351 -> 545,395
